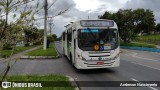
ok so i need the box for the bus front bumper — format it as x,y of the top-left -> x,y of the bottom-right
75,57 -> 120,69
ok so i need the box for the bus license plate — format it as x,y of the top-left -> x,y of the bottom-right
97,62 -> 104,65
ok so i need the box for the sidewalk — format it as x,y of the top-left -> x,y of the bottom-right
1,46 -> 42,62
156,45 -> 160,49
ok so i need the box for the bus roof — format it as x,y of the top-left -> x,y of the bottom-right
64,19 -> 117,32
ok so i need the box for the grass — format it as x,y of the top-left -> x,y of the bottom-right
26,43 -> 58,56
134,34 -> 160,45
0,46 -> 35,58
1,74 -> 75,90
121,42 -> 157,48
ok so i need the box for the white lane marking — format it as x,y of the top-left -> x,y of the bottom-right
132,55 -> 158,61
131,78 -> 158,90
131,62 -> 160,71
131,78 -> 138,81
149,87 -> 158,90
124,53 -> 159,62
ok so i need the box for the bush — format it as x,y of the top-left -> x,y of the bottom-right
25,43 -> 30,47
48,36 -> 54,42
134,34 -> 160,45
2,44 -> 13,50
33,41 -> 42,45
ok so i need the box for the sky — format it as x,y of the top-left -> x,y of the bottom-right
3,0 -> 160,37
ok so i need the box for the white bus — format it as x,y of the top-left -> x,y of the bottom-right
62,19 -> 120,69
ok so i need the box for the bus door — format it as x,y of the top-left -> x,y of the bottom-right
67,29 -> 71,58
72,29 -> 76,64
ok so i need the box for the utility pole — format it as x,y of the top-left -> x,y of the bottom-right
49,19 -> 53,37
43,0 -> 48,50
49,22 -> 54,37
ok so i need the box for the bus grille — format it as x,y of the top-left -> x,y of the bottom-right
85,61 -> 115,67
88,51 -> 111,57
89,55 -> 110,57
88,51 -> 110,54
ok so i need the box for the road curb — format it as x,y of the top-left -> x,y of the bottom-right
66,76 -> 80,90
20,55 -> 60,59
121,46 -> 160,53
54,43 -> 61,58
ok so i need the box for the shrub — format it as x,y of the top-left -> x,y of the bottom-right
33,41 -> 42,45
2,44 -> 13,50
47,36 -> 54,42
25,43 -> 30,47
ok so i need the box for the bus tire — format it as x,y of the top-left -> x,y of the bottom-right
70,53 -> 76,67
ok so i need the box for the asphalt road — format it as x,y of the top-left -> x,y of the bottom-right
0,41 -> 160,90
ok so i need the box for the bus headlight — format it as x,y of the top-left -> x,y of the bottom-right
111,54 -> 119,60
78,55 -> 86,60
115,54 -> 119,59
110,50 -> 115,54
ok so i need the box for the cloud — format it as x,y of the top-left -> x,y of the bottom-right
72,0 -> 103,11
99,0 -> 129,11
43,0 -> 160,37
50,0 -> 128,37
124,0 -> 160,23
4,0 -> 160,37
52,7 -> 102,37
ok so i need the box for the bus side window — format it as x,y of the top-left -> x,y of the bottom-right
69,29 -> 71,42
63,32 -> 65,41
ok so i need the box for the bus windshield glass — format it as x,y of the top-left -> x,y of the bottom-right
78,29 -> 118,51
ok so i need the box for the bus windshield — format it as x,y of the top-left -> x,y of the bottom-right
78,29 -> 119,51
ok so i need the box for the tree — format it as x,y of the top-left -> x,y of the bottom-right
100,11 -> 112,19
52,34 -> 57,40
56,36 -> 62,41
0,0 -> 35,41
0,0 -> 40,81
116,9 -> 135,43
0,0 -> 73,81
0,19 -> 6,37
0,0 -> 40,49
24,26 -> 39,46
133,9 -> 155,34
156,23 -> 160,32
100,8 -> 156,43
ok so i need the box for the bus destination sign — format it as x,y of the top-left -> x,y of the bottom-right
80,20 -> 114,27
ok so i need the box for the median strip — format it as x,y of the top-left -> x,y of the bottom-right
120,42 -> 160,53
0,45 -> 40,58
121,46 -> 160,53
21,43 -> 60,59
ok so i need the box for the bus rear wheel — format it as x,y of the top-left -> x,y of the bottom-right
70,53 -> 76,68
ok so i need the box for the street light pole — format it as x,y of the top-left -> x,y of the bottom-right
43,0 -> 48,50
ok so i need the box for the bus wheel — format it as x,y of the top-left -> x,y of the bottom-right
70,53 -> 76,68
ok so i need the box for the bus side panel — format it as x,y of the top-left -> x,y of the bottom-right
62,32 -> 65,55
64,31 -> 68,57
71,30 -> 76,64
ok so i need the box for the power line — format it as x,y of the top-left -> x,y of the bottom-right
47,0 -> 57,10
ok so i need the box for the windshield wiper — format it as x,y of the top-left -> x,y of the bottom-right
87,28 -> 97,40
